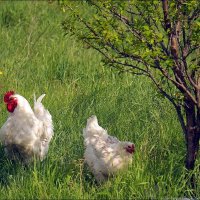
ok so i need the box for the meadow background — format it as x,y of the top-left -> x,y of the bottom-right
0,1 -> 199,199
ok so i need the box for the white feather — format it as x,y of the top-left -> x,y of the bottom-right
0,93 -> 54,164
83,115 -> 134,183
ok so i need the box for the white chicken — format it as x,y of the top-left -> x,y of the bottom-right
83,115 -> 135,183
0,91 -> 53,164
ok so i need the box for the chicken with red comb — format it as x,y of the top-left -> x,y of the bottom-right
0,92 -> 54,164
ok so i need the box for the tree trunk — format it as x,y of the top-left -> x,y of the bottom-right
184,99 -> 200,188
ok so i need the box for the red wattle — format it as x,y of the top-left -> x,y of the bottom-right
7,101 -> 17,113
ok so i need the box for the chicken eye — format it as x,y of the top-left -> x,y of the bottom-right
10,97 -> 17,101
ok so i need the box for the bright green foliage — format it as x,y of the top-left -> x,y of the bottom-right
62,0 -> 200,109
0,1 -> 199,199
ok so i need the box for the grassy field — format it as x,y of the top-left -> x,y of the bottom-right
0,1 -> 199,199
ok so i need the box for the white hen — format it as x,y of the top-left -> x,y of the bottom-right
0,91 -> 53,164
83,115 -> 135,183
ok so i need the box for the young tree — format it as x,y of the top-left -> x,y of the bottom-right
62,0 -> 200,175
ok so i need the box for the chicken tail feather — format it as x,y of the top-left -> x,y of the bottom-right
35,94 -> 46,104
86,115 -> 98,127
83,115 -> 107,139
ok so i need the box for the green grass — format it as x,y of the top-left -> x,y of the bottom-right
0,1 -> 199,199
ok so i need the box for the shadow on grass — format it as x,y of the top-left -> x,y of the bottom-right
0,146 -> 24,186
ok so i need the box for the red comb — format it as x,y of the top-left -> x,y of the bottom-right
4,91 -> 15,103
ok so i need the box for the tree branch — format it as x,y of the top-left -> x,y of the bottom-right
161,0 -> 171,32
188,8 -> 200,24
154,58 -> 198,105
109,8 -> 153,50
148,72 -> 187,134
